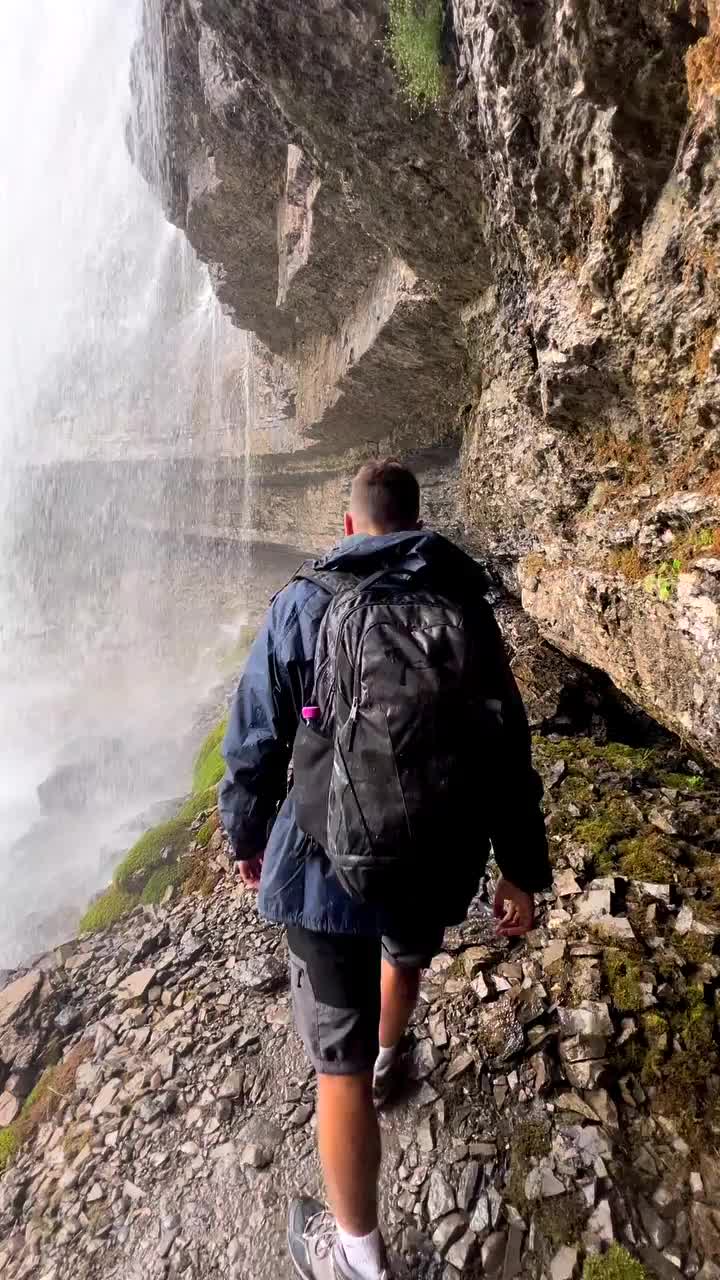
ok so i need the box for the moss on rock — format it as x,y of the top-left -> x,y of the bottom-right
140,865 -> 182,905
574,798 -> 640,870
605,950 -> 644,1012
195,811 -> 220,848
506,1117 -> 551,1209
113,816 -> 189,892
79,885 -> 138,933
0,1041 -> 93,1172
77,714 -> 228,935
386,0 -> 445,109
583,1245 -> 649,1280
616,832 -> 675,882
0,1126 -> 19,1172
192,719 -> 227,794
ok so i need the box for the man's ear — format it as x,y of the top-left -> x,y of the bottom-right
344,512 -> 354,537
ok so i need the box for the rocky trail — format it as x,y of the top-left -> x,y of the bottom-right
2,719 -> 720,1280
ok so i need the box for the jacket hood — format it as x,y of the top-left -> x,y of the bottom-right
315,530 -> 490,595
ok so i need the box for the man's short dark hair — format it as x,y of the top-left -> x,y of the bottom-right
350,458 -> 420,532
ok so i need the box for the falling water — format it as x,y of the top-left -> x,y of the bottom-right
0,0 -> 276,966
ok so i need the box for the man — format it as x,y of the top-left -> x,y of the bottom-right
220,459 -> 551,1280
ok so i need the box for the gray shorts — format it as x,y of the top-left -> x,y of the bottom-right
287,926 -> 444,1076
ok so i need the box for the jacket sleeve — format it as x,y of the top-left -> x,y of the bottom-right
218,587 -> 317,859
477,603 -> 552,894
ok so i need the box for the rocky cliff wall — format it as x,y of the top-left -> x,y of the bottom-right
138,0 -> 720,762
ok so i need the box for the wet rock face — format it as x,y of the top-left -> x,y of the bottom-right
138,0 -> 488,461
137,0 -> 720,760
454,0 -> 720,758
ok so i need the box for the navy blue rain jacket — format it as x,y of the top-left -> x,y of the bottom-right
219,531 -> 551,937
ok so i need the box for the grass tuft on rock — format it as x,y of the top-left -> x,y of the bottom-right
79,885 -> 138,934
583,1244 -> 650,1280
113,817 -> 189,892
192,719 -> 228,794
0,1041 -> 93,1172
78,716 -> 227,934
387,0 -> 445,109
604,949 -> 644,1012
616,832 -> 675,882
0,1126 -> 19,1171
141,865 -> 182,905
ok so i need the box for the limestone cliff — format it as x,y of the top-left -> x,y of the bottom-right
137,1 -> 720,761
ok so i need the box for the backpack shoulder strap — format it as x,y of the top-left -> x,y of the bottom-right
292,562 -> 351,598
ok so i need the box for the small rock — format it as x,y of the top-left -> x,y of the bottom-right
633,882 -> 671,903
472,972 -> 490,1000
239,1142 -> 273,1169
446,1051 -> 474,1082
648,807 -> 678,835
427,1168 -> 456,1221
575,890 -> 612,920
235,956 -> 287,994
446,1230 -> 476,1270
503,1221 -> 525,1280
429,1012 -> 448,1048
289,1103 -> 313,1127
432,1214 -> 466,1256
90,1079 -> 121,1118
690,1171 -> 704,1200
470,1192 -> 490,1237
585,1199 -> 614,1246
639,1200 -> 672,1251
0,971 -> 41,1028
551,1245 -> 579,1280
592,917 -> 636,943
482,1232 -> 507,1280
542,941 -> 567,971
554,870 -> 580,897
117,967 -> 157,1001
218,1069 -> 243,1100
408,1038 -> 441,1080
0,1091 -> 21,1127
457,1160 -> 480,1212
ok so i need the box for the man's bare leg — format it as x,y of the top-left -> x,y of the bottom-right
379,959 -> 420,1048
317,1072 -> 380,1235
373,960 -> 421,1105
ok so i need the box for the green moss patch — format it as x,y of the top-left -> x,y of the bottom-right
604,949 -> 644,1012
0,1041 -> 92,1172
78,716 -> 227,935
616,832 -> 675,882
634,984 -> 720,1142
0,1126 -> 19,1171
113,816 -> 189,892
535,1193 -> 587,1249
575,799 -> 640,871
660,771 -> 705,791
387,0 -> 445,109
506,1117 -> 551,1209
192,719 -> 227,794
79,885 -> 137,934
141,865 -> 183,905
583,1245 -> 650,1280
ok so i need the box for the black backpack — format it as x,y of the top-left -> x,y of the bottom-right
292,560 -> 484,911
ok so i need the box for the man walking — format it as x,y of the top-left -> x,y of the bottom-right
220,459 -> 551,1280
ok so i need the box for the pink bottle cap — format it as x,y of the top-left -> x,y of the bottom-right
302,705 -> 320,721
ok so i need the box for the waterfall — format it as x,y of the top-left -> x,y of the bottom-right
0,0 -> 258,966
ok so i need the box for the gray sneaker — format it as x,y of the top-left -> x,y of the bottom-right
287,1197 -> 389,1280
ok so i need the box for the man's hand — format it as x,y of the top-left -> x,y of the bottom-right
236,856 -> 264,891
493,876 -> 534,937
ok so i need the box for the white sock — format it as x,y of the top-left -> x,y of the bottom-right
337,1226 -> 384,1280
374,1044 -> 398,1077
